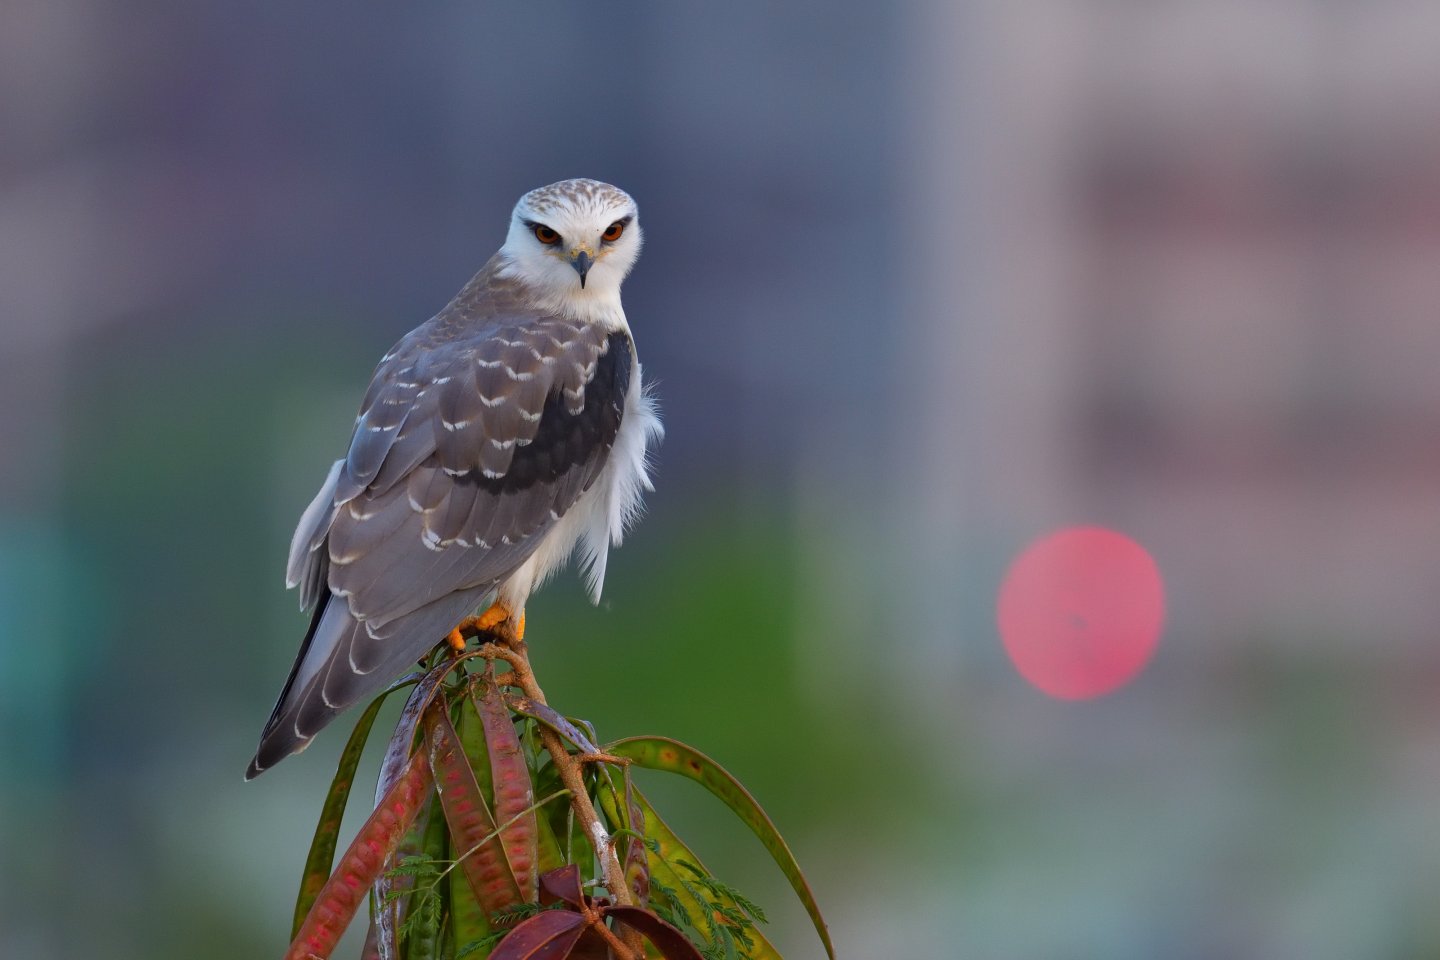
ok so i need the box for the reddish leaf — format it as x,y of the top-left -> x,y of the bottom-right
359,916 -> 380,960
286,751 -> 433,960
604,907 -> 705,960
477,679 -> 539,899
374,791 -> 440,960
426,702 -> 525,913
488,910 -> 586,960
371,664 -> 450,959
538,864 -> 585,910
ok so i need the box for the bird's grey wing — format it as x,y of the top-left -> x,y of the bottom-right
330,319 -> 631,626
248,316 -> 632,777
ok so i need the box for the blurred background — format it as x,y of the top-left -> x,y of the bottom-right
3,1 -> 1440,957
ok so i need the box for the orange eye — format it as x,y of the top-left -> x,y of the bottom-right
602,220 -> 626,242
533,224 -> 561,245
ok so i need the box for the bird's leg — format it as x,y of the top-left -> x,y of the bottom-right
449,603 -> 526,653
443,608 -> 502,652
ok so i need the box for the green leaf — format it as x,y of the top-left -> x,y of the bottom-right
293,691 -> 390,938
597,781 -> 783,960
402,792 -> 451,960
606,736 -> 833,960
451,701 -> 497,957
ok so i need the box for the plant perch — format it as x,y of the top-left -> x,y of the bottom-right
283,623 -> 834,960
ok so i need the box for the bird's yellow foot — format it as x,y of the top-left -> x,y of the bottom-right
449,604 -> 526,649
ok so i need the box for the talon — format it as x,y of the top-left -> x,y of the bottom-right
475,603 -> 510,632
471,603 -> 526,644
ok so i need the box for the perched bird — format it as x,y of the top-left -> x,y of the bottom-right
247,179 -> 662,779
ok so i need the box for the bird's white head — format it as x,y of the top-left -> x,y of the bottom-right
499,179 -> 642,316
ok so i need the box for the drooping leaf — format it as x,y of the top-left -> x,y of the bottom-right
604,907 -> 706,960
538,864 -> 585,910
622,767 -> 650,908
607,737 -> 834,960
597,780 -> 782,960
532,784 -> 568,878
477,679 -> 539,900
286,751 -> 434,960
376,662 -> 454,807
449,700 -> 497,958
360,916 -> 381,960
402,791 -> 451,960
502,695 -> 601,754
487,910 -> 586,960
426,702 -> 525,914
293,690 -> 391,938
376,794 -> 443,960
372,664 -> 452,959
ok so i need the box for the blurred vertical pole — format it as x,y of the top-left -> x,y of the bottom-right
889,2 -> 1093,693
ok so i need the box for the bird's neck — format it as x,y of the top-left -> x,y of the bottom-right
487,254 -> 629,331
533,284 -> 628,331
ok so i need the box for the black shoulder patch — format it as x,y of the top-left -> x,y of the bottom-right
462,331 -> 631,495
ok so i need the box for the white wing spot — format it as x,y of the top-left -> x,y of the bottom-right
442,418 -> 471,432
519,408 -> 542,423
482,468 -> 503,479
504,365 -> 534,382
479,394 -> 505,408
488,437 -> 516,450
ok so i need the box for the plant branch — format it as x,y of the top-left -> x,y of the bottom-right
477,641 -> 635,912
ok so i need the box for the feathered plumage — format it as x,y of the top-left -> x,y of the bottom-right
248,180 -> 661,778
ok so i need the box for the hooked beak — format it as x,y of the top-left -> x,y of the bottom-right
569,249 -> 593,288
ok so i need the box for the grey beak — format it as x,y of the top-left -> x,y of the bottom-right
571,251 -> 593,288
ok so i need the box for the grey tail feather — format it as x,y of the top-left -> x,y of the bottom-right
245,588 -> 330,780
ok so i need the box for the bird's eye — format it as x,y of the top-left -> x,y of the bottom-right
533,224 -> 561,245
602,220 -> 625,243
